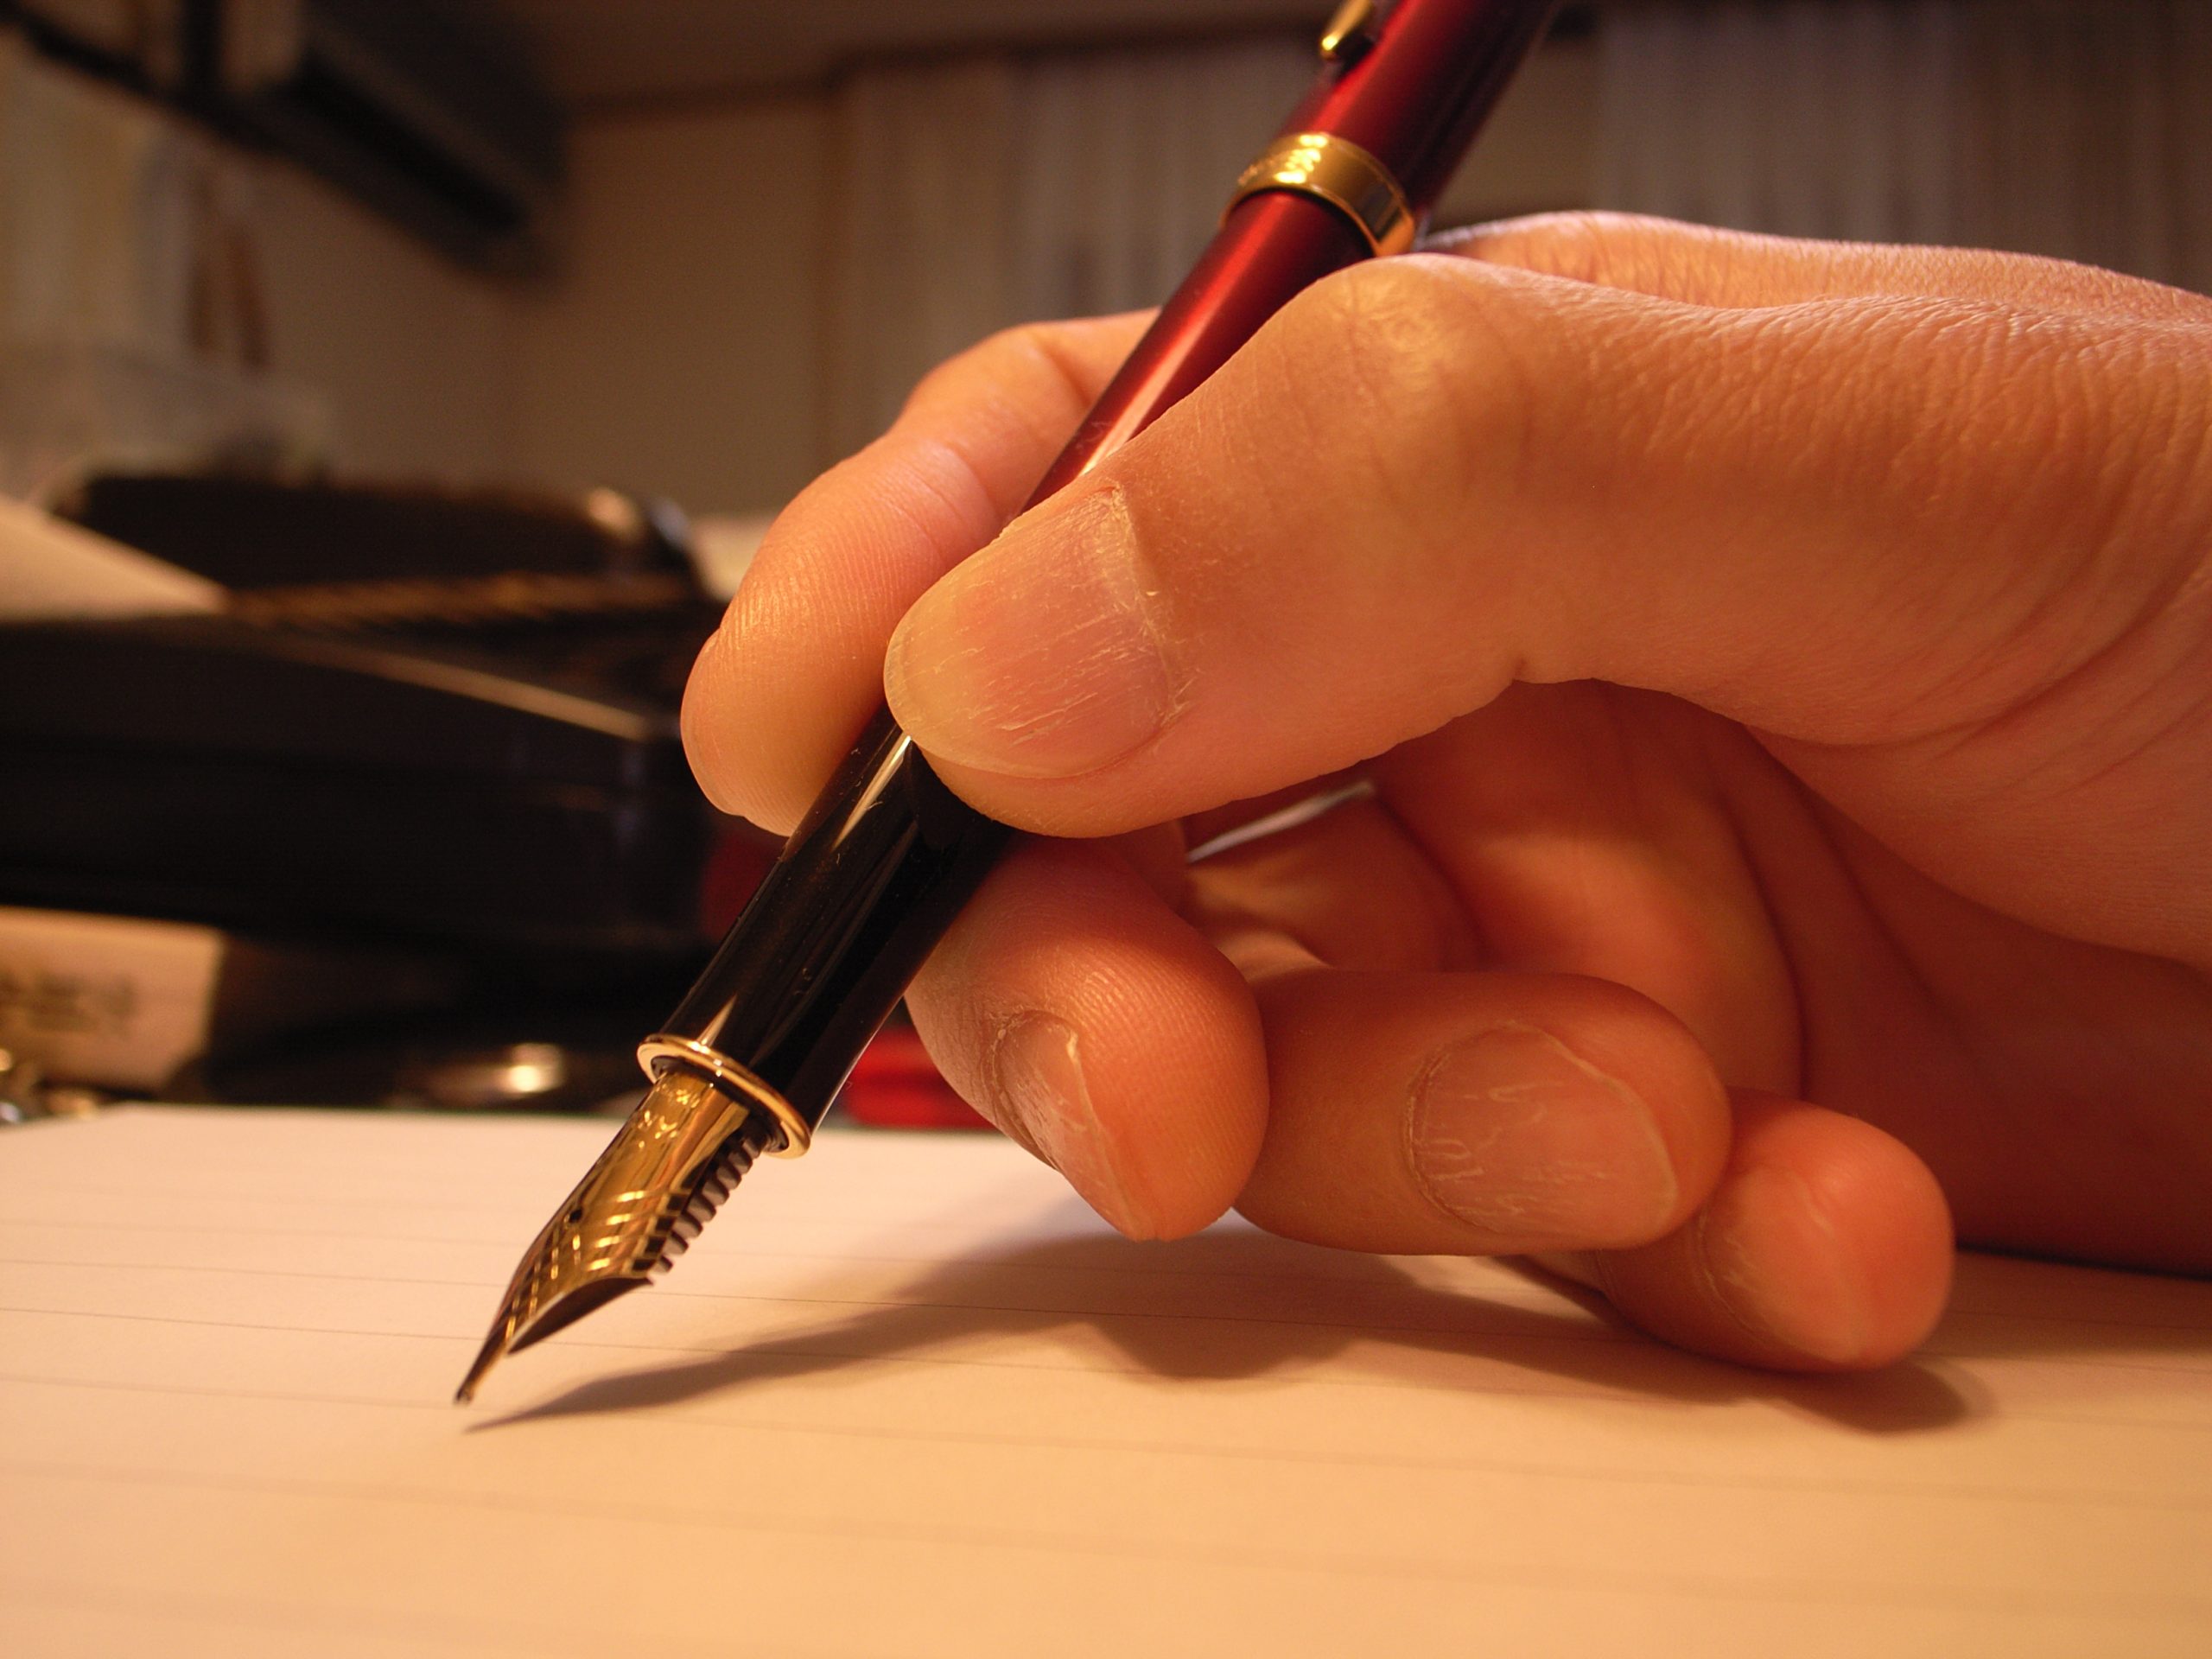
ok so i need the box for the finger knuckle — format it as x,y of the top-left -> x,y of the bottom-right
903,319 -> 1101,427
1280,257 -> 1543,548
1465,209 -> 1643,286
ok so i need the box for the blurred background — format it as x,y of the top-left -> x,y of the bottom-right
8,0 -> 2208,516
1,0 -> 2206,1116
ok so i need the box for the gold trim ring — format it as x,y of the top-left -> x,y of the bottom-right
635,1034 -> 813,1157
1226,131 -> 1415,256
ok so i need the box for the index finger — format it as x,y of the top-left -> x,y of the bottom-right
683,310 -> 1152,835
1451,211 -> 2211,323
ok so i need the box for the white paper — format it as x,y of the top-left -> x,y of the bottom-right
2,1106 -> 2208,1657
0,493 -> 223,620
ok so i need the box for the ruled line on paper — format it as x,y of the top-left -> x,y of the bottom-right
5,1312 -> 2202,1440
0,1256 -> 1649,1348
0,1303 -> 1675,1400
9,1457 -> 2211,1624
6,1107 -> 2211,1659
5,1370 -> 2210,1515
0,1573 -> 882,1659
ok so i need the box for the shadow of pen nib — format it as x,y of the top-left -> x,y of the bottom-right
455,1067 -> 781,1402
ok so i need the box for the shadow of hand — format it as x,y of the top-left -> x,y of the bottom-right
483,1206 -> 1973,1434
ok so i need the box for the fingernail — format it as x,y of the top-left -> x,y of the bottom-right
1407,1024 -> 1678,1245
885,491 -> 1185,778
1704,1165 -> 1871,1364
991,1013 -> 1152,1236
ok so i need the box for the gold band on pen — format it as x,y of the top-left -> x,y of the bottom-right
1226,131 -> 1415,256
636,1033 -> 814,1156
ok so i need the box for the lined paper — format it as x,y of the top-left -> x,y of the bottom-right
3,1106 -> 2209,1658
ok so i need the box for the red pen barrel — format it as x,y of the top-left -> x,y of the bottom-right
646,0 -> 1559,1140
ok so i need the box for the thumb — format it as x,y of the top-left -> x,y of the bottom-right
880,247 -> 2209,838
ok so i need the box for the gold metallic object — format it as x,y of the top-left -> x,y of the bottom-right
1226,132 -> 1415,256
636,1033 -> 812,1156
454,1067 -> 777,1402
1319,0 -> 1379,61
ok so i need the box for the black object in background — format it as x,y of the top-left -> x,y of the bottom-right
12,0 -> 564,272
0,474 -> 769,966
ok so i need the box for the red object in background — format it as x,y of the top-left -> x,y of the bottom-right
698,817 -> 780,934
840,1020 -> 991,1130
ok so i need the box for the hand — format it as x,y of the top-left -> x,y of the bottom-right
683,213 -> 2212,1371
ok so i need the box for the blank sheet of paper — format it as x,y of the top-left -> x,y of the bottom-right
2,1105 -> 2209,1658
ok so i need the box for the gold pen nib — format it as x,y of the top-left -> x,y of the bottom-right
455,1067 -> 777,1403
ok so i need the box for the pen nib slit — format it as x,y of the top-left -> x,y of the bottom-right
452,1067 -> 778,1403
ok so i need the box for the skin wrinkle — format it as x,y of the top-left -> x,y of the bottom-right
1249,274 -> 1394,526
872,436 -> 1004,576
1961,353 -> 2151,638
1752,312 -> 1980,686
1916,431 -> 2212,804
1186,794 -> 1476,976
1620,703 -> 1799,1090
1697,721 -> 1816,1102
1534,300 -> 1955,727
1746,309 -> 2113,741
1974,605 -> 2212,812
1432,279 -> 1560,689
1778,577 -> 2212,976
1591,299 -> 1721,504
1366,792 -> 1488,974
1923,317 -> 2204,654
1793,795 -> 2008,1211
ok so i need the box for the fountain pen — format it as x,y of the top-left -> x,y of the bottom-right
458,0 -> 1558,1402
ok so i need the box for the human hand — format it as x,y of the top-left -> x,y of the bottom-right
684,213 -> 2212,1370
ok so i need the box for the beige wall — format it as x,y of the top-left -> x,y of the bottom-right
255,165 -> 523,483
4,26 -> 1594,517
0,33 -> 524,490
503,35 -> 1596,518
511,95 -> 830,518
267,91 -> 837,511
1434,36 -> 1598,228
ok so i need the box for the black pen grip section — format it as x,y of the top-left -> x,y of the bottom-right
658,706 -> 1009,1126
